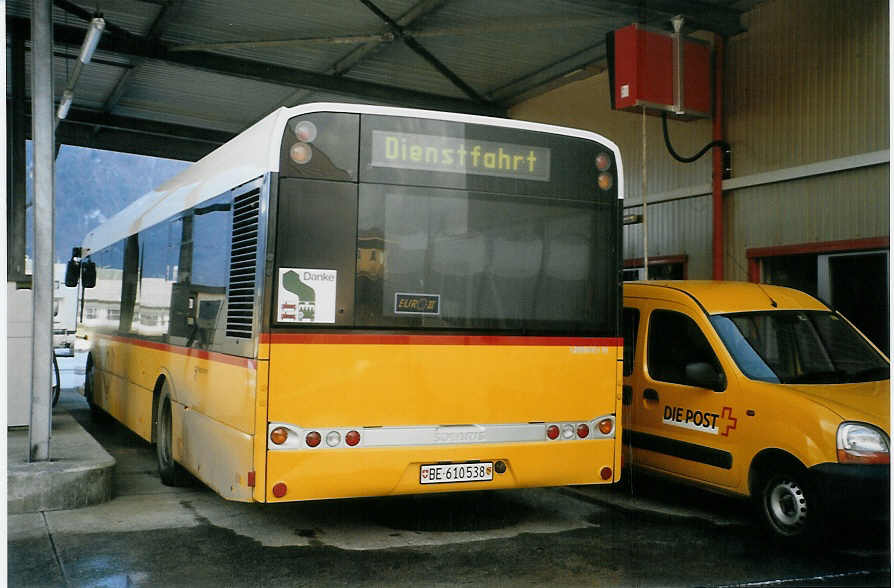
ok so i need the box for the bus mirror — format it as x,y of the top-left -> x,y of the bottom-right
64,259 -> 81,287
83,260 -> 97,288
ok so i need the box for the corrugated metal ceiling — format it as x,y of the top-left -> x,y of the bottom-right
6,0 -> 762,160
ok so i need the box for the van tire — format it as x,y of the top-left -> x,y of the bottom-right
155,381 -> 189,487
756,468 -> 819,540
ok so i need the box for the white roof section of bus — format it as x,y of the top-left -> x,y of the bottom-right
82,103 -> 624,256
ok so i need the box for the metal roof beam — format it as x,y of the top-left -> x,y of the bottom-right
103,0 -> 184,114
590,0 -> 745,37
54,121 -> 217,161
488,42 -> 608,105
12,98 -> 234,147
9,15 -> 503,117
273,0 -> 447,110
358,0 -> 486,103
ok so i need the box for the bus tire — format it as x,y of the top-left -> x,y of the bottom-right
84,356 -> 106,422
155,382 -> 189,487
756,467 -> 820,541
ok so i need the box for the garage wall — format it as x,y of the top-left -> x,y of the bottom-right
510,0 -> 889,280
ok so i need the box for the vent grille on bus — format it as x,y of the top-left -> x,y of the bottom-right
226,189 -> 260,339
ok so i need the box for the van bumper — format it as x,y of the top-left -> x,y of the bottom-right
809,463 -> 890,519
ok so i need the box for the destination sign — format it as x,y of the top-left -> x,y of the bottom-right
371,130 -> 551,182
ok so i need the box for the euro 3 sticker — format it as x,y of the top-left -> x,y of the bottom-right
277,268 -> 337,323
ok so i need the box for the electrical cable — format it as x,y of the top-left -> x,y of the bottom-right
661,111 -> 731,164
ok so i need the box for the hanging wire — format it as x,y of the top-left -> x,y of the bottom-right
661,111 -> 731,164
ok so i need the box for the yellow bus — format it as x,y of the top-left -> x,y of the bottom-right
70,103 -> 625,502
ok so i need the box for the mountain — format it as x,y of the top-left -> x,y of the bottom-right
24,141 -> 190,262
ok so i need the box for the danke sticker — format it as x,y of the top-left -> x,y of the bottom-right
277,268 -> 337,323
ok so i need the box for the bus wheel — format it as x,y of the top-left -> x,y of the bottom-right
84,357 -> 105,421
757,469 -> 818,540
155,382 -> 189,487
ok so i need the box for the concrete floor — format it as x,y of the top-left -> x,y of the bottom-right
7,360 -> 891,586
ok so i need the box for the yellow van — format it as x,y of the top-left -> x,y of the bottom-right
622,281 -> 889,538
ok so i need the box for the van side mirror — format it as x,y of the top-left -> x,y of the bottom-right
685,362 -> 727,392
64,259 -> 81,287
82,260 -> 97,289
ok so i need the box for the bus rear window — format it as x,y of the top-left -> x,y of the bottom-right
355,184 -> 615,334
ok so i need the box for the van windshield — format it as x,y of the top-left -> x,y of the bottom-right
710,311 -> 889,384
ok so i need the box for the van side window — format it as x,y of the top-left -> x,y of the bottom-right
623,308 -> 639,376
647,310 -> 721,385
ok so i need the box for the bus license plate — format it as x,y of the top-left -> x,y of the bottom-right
420,462 -> 494,485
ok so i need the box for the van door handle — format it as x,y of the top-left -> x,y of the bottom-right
622,385 -> 632,405
643,388 -> 659,402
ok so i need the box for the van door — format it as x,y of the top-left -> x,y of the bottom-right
625,299 -> 741,489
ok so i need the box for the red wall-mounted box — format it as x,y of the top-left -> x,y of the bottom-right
608,24 -> 712,119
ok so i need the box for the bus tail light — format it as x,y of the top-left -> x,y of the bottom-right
272,482 -> 287,498
294,120 -> 317,143
270,427 -> 289,445
290,142 -> 313,164
600,467 -> 613,480
598,418 -> 614,435
345,430 -> 361,446
305,431 -> 321,447
595,152 -> 612,171
546,425 -> 560,440
577,423 -> 590,438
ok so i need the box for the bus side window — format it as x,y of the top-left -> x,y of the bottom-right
623,307 -> 639,376
120,234 -> 140,334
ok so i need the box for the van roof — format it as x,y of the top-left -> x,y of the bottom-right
623,280 -> 829,314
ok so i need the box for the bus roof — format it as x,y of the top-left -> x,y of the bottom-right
82,103 -> 624,255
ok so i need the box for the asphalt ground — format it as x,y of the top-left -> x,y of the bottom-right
8,357 -> 891,586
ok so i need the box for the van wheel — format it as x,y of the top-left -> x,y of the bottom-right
155,382 -> 189,487
757,470 -> 818,539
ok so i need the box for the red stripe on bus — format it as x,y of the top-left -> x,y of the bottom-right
260,333 -> 622,347
94,333 -> 256,369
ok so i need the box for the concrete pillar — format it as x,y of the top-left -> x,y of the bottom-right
29,0 -> 55,462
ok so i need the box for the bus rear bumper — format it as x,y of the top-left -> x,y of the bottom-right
264,439 -> 617,502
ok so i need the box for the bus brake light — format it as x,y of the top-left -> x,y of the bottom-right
270,427 -> 288,445
306,431 -> 321,447
546,425 -> 560,440
345,430 -> 361,446
577,424 -> 590,438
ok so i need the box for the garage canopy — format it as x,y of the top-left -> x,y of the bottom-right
8,0 -> 755,161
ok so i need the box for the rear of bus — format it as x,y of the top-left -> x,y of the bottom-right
260,108 -> 623,501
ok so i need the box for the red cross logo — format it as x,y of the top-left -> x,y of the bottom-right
720,406 -> 738,437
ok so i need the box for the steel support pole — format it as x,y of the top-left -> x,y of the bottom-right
29,0 -> 55,462
711,34 -> 725,280
8,27 -> 27,281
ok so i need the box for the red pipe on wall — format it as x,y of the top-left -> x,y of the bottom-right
712,34 -> 725,280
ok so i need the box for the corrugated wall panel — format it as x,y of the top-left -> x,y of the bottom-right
727,0 -> 889,175
510,73 -> 716,206
514,0 -> 888,281
624,196 -> 713,277
725,164 -> 890,280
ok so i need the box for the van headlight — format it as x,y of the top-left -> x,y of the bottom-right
837,422 -> 890,464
